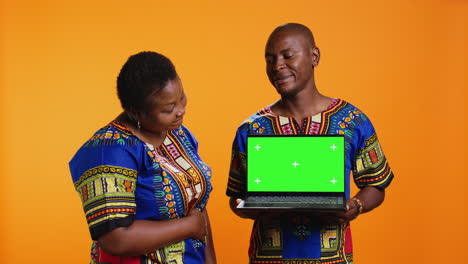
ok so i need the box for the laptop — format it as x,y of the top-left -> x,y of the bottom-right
237,134 -> 346,211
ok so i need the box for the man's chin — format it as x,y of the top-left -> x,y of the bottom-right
276,86 -> 298,98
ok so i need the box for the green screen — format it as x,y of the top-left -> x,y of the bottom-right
247,136 -> 345,192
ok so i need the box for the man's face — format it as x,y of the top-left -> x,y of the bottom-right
265,30 -> 319,97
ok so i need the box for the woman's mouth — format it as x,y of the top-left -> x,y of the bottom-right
173,117 -> 183,124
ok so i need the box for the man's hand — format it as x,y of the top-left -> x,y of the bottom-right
317,199 -> 360,224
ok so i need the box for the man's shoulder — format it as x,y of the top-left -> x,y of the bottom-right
330,99 -> 376,134
334,99 -> 369,117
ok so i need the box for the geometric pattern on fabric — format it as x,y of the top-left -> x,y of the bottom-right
226,99 -> 393,264
74,165 -> 137,240
353,133 -> 393,189
318,223 -> 353,264
157,130 -> 210,213
70,121 -> 212,263
147,240 -> 185,264
145,143 -> 180,220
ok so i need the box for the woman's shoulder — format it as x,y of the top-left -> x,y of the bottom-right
70,122 -> 142,167
69,121 -> 144,182
81,121 -> 140,148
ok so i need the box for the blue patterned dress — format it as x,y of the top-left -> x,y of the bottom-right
226,99 -> 394,264
70,121 -> 212,264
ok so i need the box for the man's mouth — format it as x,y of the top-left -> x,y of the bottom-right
274,75 -> 293,85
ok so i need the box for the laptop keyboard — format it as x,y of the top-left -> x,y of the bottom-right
246,196 -> 343,204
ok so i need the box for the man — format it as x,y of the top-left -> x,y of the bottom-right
226,23 -> 394,263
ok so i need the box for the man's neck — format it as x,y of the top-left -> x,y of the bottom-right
274,88 -> 332,120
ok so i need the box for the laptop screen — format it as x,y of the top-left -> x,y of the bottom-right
247,135 -> 345,193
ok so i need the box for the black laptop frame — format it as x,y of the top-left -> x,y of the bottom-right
245,134 -> 346,200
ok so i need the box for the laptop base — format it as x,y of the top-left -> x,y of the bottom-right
237,199 -> 346,211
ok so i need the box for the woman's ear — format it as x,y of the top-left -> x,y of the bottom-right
125,109 -> 141,122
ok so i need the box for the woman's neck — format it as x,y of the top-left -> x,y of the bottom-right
115,112 -> 167,148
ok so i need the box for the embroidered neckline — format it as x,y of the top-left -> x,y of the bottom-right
110,120 -> 136,136
260,98 -> 343,134
263,98 -> 341,118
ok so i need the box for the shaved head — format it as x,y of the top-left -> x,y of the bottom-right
264,23 -> 321,98
268,23 -> 316,48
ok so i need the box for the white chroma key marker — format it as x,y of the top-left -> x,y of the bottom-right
330,178 -> 337,184
330,144 -> 337,151
255,178 -> 262,184
292,161 -> 300,168
254,144 -> 261,151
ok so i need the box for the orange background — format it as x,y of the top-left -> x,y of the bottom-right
1,0 -> 466,263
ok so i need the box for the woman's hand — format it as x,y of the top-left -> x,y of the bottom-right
98,209 -> 210,256
186,209 -> 208,241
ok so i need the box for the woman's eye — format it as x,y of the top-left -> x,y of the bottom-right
162,108 -> 174,113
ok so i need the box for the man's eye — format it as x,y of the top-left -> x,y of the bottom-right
284,54 -> 294,59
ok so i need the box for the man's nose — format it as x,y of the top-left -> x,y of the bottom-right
272,58 -> 285,71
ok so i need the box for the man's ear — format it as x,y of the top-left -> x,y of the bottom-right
312,47 -> 320,67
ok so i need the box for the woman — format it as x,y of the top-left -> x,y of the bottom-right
69,51 -> 216,264
226,23 -> 394,263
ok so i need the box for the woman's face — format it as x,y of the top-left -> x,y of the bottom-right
140,78 -> 187,133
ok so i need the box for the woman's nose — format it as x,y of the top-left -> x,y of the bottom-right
176,107 -> 185,117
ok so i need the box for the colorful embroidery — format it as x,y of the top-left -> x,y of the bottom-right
74,165 -> 137,232
84,122 -> 138,147
157,130 -> 211,213
70,122 -> 212,263
291,216 -> 312,240
147,241 -> 185,263
353,133 -> 393,189
321,225 -> 339,252
227,99 -> 393,264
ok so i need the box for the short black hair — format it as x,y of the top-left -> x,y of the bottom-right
117,51 -> 178,114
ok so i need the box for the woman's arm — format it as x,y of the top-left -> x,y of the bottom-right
98,209 -> 207,256
204,209 -> 217,264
